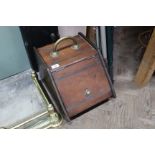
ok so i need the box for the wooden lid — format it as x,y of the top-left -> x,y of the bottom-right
36,35 -> 97,69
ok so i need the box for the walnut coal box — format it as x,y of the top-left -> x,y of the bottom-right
34,33 -> 116,121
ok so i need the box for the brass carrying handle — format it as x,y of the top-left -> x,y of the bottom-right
51,36 -> 79,57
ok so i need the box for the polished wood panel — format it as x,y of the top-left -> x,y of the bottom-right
37,35 -> 96,67
35,34 -> 115,120
53,56 -> 112,117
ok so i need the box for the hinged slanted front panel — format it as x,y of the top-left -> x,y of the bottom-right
52,55 -> 112,117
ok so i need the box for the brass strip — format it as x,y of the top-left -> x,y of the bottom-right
30,71 -> 63,128
11,111 -> 48,129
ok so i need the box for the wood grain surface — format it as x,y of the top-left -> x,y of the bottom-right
134,28 -> 155,86
35,34 -> 114,119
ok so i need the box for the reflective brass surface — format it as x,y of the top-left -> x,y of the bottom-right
30,71 -> 63,128
51,36 -> 79,57
0,71 -> 62,129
